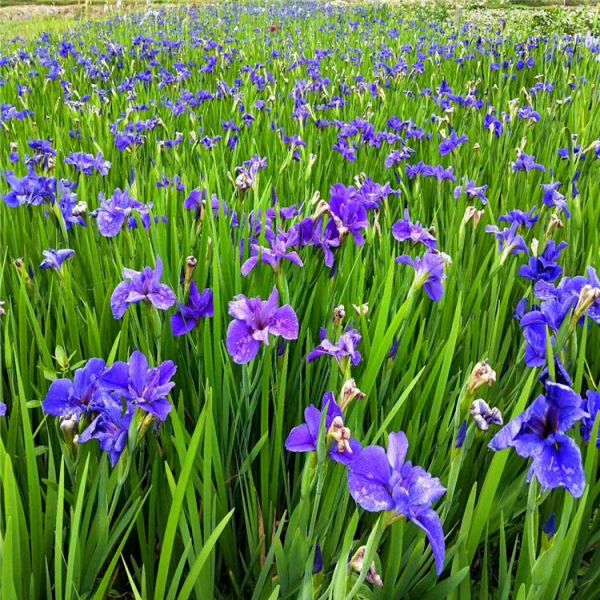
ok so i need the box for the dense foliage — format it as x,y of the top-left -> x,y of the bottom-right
1,2 -> 600,598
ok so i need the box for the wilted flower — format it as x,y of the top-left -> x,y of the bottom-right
0,300 -> 5,317
349,546 -> 383,588
352,303 -> 368,317
226,288 -> 298,364
340,378 -> 366,411
462,206 -> 484,228
348,432 -> 446,575
467,361 -> 497,394
333,304 -> 346,327
470,399 -> 503,431
111,257 -> 176,319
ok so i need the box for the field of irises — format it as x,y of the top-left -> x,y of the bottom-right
1,2 -> 600,598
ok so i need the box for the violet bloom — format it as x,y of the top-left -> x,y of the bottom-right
285,392 -> 362,465
453,179 -> 489,205
385,148 -> 414,168
439,131 -> 468,156
40,248 -> 75,270
396,251 -> 448,302
392,209 -> 437,250
512,153 -> 545,174
226,288 -> 299,364
78,400 -> 133,466
541,182 -> 570,218
485,223 -> 528,257
519,241 -> 567,283
42,358 -> 108,418
489,382 -> 586,497
328,193 -> 369,246
581,391 -> 600,447
65,151 -> 111,176
498,208 -> 539,229
95,188 -> 150,238
348,432 -> 446,575
307,327 -> 362,366
170,283 -> 214,336
241,231 -> 303,276
99,350 -> 176,422
111,257 -> 176,319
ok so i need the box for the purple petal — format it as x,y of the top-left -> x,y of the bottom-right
387,431 -> 409,470
413,509 -> 446,576
347,446 -> 394,512
269,305 -> 299,340
226,319 -> 262,364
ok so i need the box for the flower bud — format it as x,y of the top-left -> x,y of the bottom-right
467,360 -> 496,395
185,256 -> 197,289
545,214 -> 563,239
349,546 -> 384,588
60,415 -> 79,443
573,284 -> 600,323
530,238 -> 539,257
340,378 -> 366,411
462,206 -> 483,228
72,201 -> 88,217
327,416 -> 352,454
352,303 -> 368,318
333,304 -> 346,327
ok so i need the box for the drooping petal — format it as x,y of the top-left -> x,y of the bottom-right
412,508 -> 446,576
111,281 -> 132,319
147,284 -> 176,311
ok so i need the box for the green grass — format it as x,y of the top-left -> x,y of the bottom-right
1,2 -> 600,599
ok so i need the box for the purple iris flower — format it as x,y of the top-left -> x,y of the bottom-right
329,194 -> 369,246
489,382 -> 586,497
2,169 -> 56,207
541,182 -> 570,218
385,147 -> 414,168
291,218 -> 340,268
115,132 -> 144,151
226,288 -> 299,364
347,432 -> 446,575
439,131 -> 468,156
65,151 -> 111,176
307,327 -> 362,366
453,179 -> 489,205
512,153 -> 545,173
241,231 -> 303,276
391,209 -> 437,250
581,391 -> 600,447
95,188 -> 150,238
170,283 -> 214,336
517,106 -> 541,123
519,241 -> 567,283
485,223 -> 528,257
396,251 -> 447,302
78,400 -> 133,466
99,350 -> 176,422
111,257 -> 176,319
285,392 -> 362,465
498,208 -> 539,229
40,248 -> 75,270
42,358 -> 108,418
